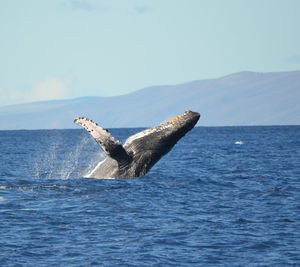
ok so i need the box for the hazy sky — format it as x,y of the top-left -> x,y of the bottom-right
0,0 -> 299,106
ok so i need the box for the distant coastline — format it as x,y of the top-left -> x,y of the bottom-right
0,71 -> 299,130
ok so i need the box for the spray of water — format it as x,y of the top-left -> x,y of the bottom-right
33,131 -> 105,180
59,134 -> 89,179
46,138 -> 61,179
82,154 -> 105,178
33,133 -> 62,180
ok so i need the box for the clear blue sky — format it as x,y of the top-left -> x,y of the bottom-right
1,0 -> 299,106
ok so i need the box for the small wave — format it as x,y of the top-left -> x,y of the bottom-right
235,141 -> 244,145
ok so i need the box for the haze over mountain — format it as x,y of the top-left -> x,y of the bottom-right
0,71 -> 299,130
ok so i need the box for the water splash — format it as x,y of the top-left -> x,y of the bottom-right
59,134 -> 90,179
45,136 -> 61,179
33,131 -> 104,180
82,155 -> 104,178
33,133 -> 62,180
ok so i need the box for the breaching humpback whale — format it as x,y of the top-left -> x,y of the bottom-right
74,110 -> 200,178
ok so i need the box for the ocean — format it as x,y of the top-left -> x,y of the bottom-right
0,126 -> 299,266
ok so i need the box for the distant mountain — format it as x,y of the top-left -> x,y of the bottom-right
0,71 -> 299,129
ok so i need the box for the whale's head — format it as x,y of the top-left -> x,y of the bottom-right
124,110 -> 200,176
164,110 -> 200,140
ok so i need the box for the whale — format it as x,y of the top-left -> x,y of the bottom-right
74,110 -> 200,178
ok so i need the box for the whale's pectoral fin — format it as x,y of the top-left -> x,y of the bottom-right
74,117 -> 132,165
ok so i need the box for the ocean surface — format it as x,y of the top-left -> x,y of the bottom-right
0,126 -> 299,266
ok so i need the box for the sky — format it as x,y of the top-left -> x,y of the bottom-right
0,0 -> 300,106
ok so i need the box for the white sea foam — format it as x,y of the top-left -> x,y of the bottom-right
235,141 -> 244,145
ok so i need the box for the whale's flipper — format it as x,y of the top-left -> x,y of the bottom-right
74,117 -> 132,165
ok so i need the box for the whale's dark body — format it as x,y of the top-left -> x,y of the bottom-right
74,110 -> 200,178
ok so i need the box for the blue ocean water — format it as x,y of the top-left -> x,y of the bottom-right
0,126 -> 300,266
